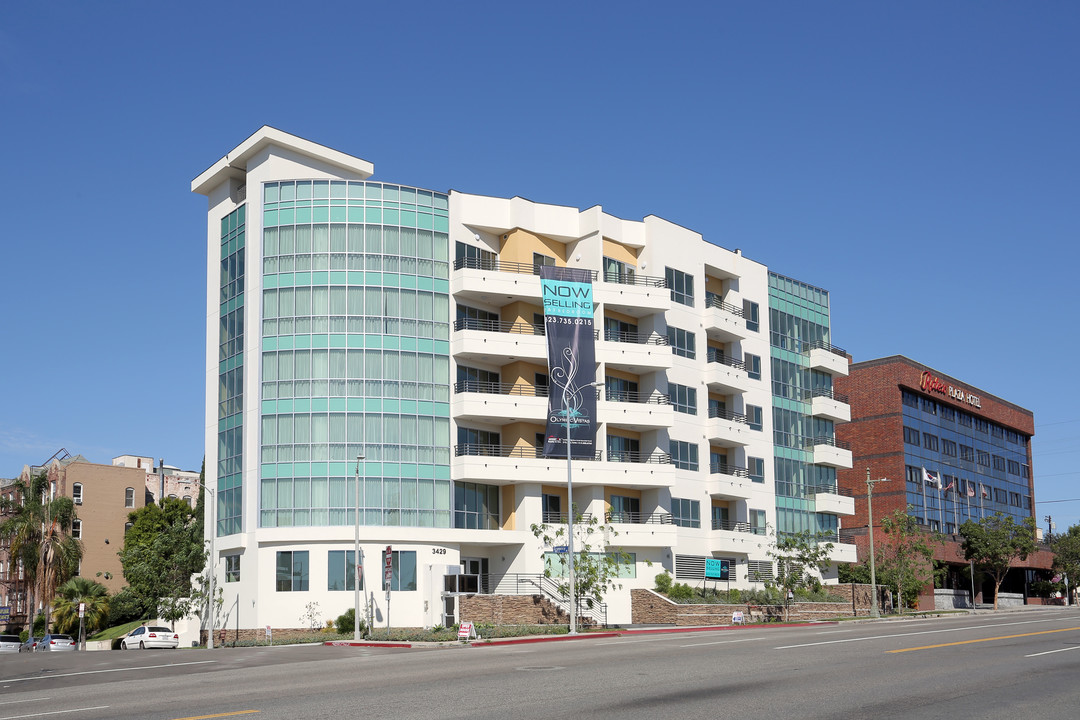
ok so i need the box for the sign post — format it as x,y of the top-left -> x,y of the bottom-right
384,545 -> 393,640
78,602 -> 86,651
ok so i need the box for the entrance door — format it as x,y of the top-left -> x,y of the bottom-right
462,557 -> 489,593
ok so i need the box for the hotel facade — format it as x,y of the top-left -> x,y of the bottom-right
192,127 -> 855,630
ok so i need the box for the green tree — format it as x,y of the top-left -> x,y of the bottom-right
52,577 -> 110,641
878,508 -> 941,611
959,512 -> 1037,610
531,514 -> 634,626
1051,524 -> 1080,604
119,497 -> 204,624
769,529 -> 835,594
0,472 -> 83,635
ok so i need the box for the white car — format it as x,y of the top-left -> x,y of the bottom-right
121,626 -> 179,649
0,634 -> 21,653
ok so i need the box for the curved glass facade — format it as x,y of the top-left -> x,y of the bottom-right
258,180 -> 452,528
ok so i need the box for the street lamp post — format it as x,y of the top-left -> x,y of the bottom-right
866,468 -> 890,619
565,379 -> 604,635
354,452 -> 366,641
206,485 -> 216,649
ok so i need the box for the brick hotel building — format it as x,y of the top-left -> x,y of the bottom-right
192,127 -> 857,631
836,356 -> 1051,608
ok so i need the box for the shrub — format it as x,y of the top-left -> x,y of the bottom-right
728,588 -> 741,603
654,572 -> 673,593
667,582 -> 696,601
334,608 -> 367,636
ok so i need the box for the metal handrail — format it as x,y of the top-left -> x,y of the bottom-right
606,450 -> 672,465
602,270 -> 668,288
712,519 -> 762,534
603,389 -> 670,405
454,318 -> 544,335
805,339 -> 847,357
806,387 -> 850,404
805,436 -> 852,451
710,462 -> 750,478
708,407 -> 749,424
602,329 -> 670,345
454,380 -> 549,397
604,511 -> 674,525
704,293 -> 745,317
541,511 -> 595,524
706,348 -> 746,370
455,443 -> 601,460
810,484 -> 854,497
453,257 -> 599,281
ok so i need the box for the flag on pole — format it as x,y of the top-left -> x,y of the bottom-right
923,468 -> 941,488
967,482 -> 976,498
980,484 -> 989,499
943,479 -> 955,493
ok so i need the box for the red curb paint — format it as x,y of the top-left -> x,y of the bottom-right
324,641 -> 413,648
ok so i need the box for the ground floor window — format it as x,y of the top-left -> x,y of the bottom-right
225,554 -> 240,582
382,550 -> 417,591
328,550 -> 363,591
276,551 -> 309,591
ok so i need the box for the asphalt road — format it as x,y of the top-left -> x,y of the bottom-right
3,608 -> 1079,720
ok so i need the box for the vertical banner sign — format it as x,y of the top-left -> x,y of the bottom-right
540,266 -> 598,459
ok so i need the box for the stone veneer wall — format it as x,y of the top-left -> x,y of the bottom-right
631,584 -> 879,625
459,594 -> 569,625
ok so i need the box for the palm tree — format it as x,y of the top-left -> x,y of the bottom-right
52,577 -> 110,638
0,471 -> 83,635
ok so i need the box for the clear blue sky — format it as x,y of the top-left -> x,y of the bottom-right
2,2 -> 1077,529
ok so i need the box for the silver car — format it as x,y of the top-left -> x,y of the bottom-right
0,634 -> 21,653
36,633 -> 76,651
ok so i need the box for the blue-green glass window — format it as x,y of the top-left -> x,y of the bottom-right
669,383 -> 696,415
276,551 -> 308,591
670,440 -> 699,471
665,267 -> 694,306
671,498 -> 700,528
667,326 -> 695,359
382,550 -> 417,591
328,550 -> 361,591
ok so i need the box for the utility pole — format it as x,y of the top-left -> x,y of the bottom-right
866,468 -> 890,619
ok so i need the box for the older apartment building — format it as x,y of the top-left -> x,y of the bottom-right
191,127 -> 855,629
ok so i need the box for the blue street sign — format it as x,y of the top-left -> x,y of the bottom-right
553,545 -> 569,554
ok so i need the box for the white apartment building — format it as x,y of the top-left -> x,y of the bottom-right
192,127 -> 855,631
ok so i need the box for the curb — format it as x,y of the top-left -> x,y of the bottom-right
325,640 -> 414,648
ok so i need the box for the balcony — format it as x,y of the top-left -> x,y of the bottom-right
805,340 -> 849,377
452,444 -> 676,489
595,271 -> 671,317
599,389 -> 674,431
452,318 -> 546,363
706,407 -> 752,448
603,510 -> 679,548
704,294 -> 748,342
811,485 -> 856,516
597,329 -> 673,373
824,530 -> 858,563
807,387 -> 851,423
451,381 -> 547,423
710,462 -> 756,500
805,436 -> 853,469
712,519 -> 766,535
705,349 -> 751,395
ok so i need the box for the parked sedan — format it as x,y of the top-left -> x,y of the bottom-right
121,626 -> 179,649
36,633 -> 76,652
0,635 -> 21,653
19,637 -> 39,652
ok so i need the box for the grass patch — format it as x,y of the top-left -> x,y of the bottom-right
88,619 -> 149,642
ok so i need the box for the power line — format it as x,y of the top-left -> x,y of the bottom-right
1038,498 -> 1080,504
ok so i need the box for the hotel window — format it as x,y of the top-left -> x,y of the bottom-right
532,253 -> 555,274
974,418 -> 989,434
976,450 -> 991,468
382,550 -> 417,591
671,498 -> 700,528
1007,459 -> 1021,476
1021,464 -> 1030,479
994,488 -> 1007,504
125,487 -> 135,508
605,317 -> 638,341
609,495 -> 640,523
670,440 -> 699,471
902,390 -> 920,409
903,427 -> 920,446
1009,492 -> 1021,507
72,483 -> 83,505
225,555 -> 240,582
922,433 -> 940,452
940,406 -> 956,421
921,397 -> 937,415
453,482 -> 500,530
991,424 -> 1004,439
746,354 -> 762,380
668,326 -> 696,359
992,455 -> 1006,472
958,412 -> 973,428
749,457 -> 765,483
606,376 -> 638,402
747,405 -> 763,431
455,241 -> 495,269
71,520 -> 82,539
665,267 -> 694,306
960,445 -> 974,462
743,300 -> 760,332
749,509 -> 767,534
607,435 -> 640,462
942,439 -> 958,457
327,550 -> 360,591
669,383 -> 697,415
275,551 -> 309,592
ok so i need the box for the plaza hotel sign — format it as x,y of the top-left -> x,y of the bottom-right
921,371 -> 981,409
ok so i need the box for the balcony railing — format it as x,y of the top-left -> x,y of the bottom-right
542,511 -> 596,524
806,387 -> 850,404
604,389 -> 670,405
804,436 -> 852,451
602,270 -> 668,288
607,450 -> 672,465
454,380 -> 549,397
712,519 -> 765,534
604,511 -> 674,525
811,484 -> 854,497
805,339 -> 847,358
706,348 -> 746,370
707,407 -> 749,424
454,257 -> 600,280
602,329 -> 669,345
710,462 -> 750,478
454,318 -> 544,335
704,293 -> 744,317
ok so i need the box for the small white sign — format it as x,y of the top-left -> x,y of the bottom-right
265,625 -> 272,639
458,621 -> 476,640
732,611 -> 745,625
78,602 -> 86,618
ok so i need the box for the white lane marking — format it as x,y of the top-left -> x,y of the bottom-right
0,702 -> 48,708
1,707 -> 109,720
1025,645 -> 1080,658
776,617 -> 1072,650
681,637 -> 764,648
1,660 -> 216,684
